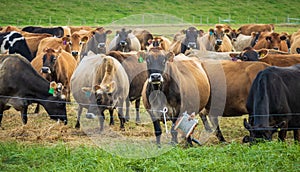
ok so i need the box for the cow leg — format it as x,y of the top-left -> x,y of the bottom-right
209,116 -> 226,142
199,109 -> 212,132
278,130 -> 287,142
34,103 -> 40,113
117,104 -> 125,130
125,98 -> 130,122
109,109 -> 114,125
171,120 -> 178,144
294,130 -> 300,143
135,98 -> 141,124
75,106 -> 83,128
21,106 -> 28,125
153,119 -> 162,146
99,110 -> 105,132
0,111 -> 3,128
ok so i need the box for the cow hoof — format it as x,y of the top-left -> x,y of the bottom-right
120,127 -> 125,131
243,136 -> 250,143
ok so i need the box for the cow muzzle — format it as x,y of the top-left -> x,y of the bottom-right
215,39 -> 223,45
86,113 -> 97,119
41,67 -> 51,74
120,41 -> 127,46
187,42 -> 197,49
98,43 -> 106,48
72,51 -> 79,57
148,73 -> 163,84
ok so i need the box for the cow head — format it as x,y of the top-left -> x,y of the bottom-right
41,47 -> 59,81
182,27 -> 202,49
93,29 -> 112,54
115,28 -> 132,52
208,25 -> 229,51
68,33 -> 85,59
138,48 -> 174,90
226,29 -> 239,42
253,32 -> 289,52
81,57 -> 117,119
230,47 -> 268,61
243,118 -> 286,144
43,81 -> 67,124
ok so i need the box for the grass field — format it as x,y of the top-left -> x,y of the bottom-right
1,0 -> 300,26
1,1 -> 300,171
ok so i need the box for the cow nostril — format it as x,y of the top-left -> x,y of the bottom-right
273,47 -> 279,50
72,51 -> 78,56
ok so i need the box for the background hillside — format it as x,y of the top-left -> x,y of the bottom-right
1,0 -> 300,26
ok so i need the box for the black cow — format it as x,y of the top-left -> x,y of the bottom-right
0,54 -> 67,127
108,28 -> 141,52
180,26 -> 203,54
244,64 -> 300,143
80,29 -> 112,60
22,26 -> 64,38
0,31 -> 33,62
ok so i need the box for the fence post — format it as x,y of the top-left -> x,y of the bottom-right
200,16 -> 202,24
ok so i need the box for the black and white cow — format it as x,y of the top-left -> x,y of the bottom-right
0,54 -> 67,127
0,31 -> 33,62
244,64 -> 300,143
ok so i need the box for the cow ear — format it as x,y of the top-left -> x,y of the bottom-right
224,29 -> 230,34
127,30 -> 132,34
137,51 -> 146,63
81,87 -> 92,97
229,53 -> 239,59
43,47 -> 49,53
209,28 -> 214,36
81,36 -> 89,43
257,49 -> 268,58
273,121 -> 286,132
166,52 -> 175,62
106,30 -> 112,35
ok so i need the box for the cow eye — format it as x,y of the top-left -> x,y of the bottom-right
69,42 -> 72,46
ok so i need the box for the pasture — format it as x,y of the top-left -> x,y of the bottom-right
1,1 -> 300,170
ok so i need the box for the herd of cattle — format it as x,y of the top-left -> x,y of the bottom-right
0,23 -> 299,146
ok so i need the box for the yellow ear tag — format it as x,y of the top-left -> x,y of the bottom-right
277,128 -> 281,132
260,53 -> 265,57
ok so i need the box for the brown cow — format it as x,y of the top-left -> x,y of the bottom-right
200,61 -> 271,142
0,25 -> 22,33
147,36 -> 171,51
199,24 -> 234,52
132,28 -> 153,50
24,33 -> 52,58
140,48 -> 210,145
290,29 -> 300,54
237,24 -> 274,35
69,26 -> 94,34
106,51 -> 148,123
253,32 -> 289,52
232,47 -> 300,67
36,37 -> 71,58
31,47 -> 77,102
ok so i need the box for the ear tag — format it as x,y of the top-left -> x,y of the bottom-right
138,56 -> 144,63
63,40 -> 67,45
85,91 -> 91,97
277,128 -> 281,132
209,31 -> 213,36
260,53 -> 265,57
48,88 -> 55,95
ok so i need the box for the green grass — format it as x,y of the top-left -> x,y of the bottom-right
0,141 -> 299,171
1,0 -> 300,26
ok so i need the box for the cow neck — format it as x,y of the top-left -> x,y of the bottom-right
27,74 -> 52,101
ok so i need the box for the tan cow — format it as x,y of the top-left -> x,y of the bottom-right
200,61 -> 271,142
237,24 -> 274,35
232,48 -> 300,67
147,36 -> 171,51
290,29 -> 300,54
36,37 -> 71,59
199,24 -> 234,52
31,47 -> 77,102
253,32 -> 289,52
